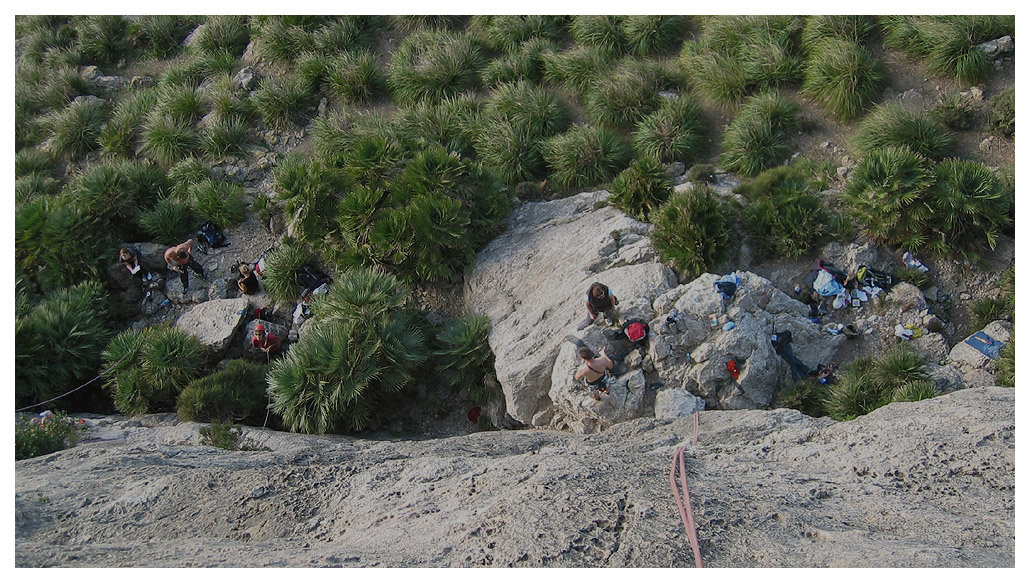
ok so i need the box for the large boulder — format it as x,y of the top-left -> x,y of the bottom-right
947,320 -> 1012,388
465,191 -> 677,428
645,271 -> 845,410
175,298 -> 250,357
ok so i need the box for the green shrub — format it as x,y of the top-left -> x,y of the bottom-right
801,38 -> 887,121
970,296 -> 1010,331
801,15 -> 878,52
621,15 -> 689,56
327,51 -> 384,105
686,163 -> 717,183
16,174 -> 60,200
773,378 -> 827,418
633,95 -> 707,163
651,184 -> 730,279
932,92 -> 978,131
204,74 -> 253,119
253,19 -> 315,65
15,412 -> 84,461
177,359 -> 269,424
475,15 -> 564,54
388,30 -> 484,106
892,267 -> 931,289
185,178 -> 246,228
294,51 -> 334,93
719,92 -> 800,177
571,15 -> 627,56
822,345 -> 930,420
432,313 -> 498,404
15,281 -> 112,410
394,93 -> 481,159
269,268 -> 427,434
737,166 -> 828,260
391,15 -> 467,34
15,148 -> 55,178
44,98 -> 109,160
167,156 -> 211,199
15,195 -> 111,291
986,88 -> 1015,138
137,196 -> 196,245
101,324 -> 206,416
584,63 -> 662,130
882,16 -> 1012,85
473,117 -> 546,185
313,16 -> 379,53
542,45 -> 616,97
609,157 -> 672,220
543,125 -> 632,190
66,159 -> 168,224
190,15 -> 250,57
844,145 -> 935,250
202,113 -> 250,158
74,15 -> 131,66
920,159 -> 1011,258
341,134 -> 403,185
680,48 -> 749,108
253,75 -> 313,130
100,88 -> 159,158
131,15 -> 199,59
156,83 -> 208,125
851,103 -> 956,161
260,242 -> 313,304
997,334 -> 1014,387
891,380 -> 939,403
141,114 -> 203,167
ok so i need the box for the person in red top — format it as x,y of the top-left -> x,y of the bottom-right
251,324 -> 281,354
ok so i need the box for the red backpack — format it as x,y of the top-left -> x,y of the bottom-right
625,320 -> 648,343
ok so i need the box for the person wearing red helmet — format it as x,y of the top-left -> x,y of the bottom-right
251,323 -> 281,354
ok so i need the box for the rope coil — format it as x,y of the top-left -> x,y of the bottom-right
669,411 -> 704,568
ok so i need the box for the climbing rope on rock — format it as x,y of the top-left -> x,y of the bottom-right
669,411 -> 703,568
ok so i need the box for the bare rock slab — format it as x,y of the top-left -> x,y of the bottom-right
175,298 -> 249,356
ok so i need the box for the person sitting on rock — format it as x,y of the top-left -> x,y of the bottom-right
574,345 -> 614,400
120,246 -> 156,299
164,238 -> 205,292
251,324 -> 281,355
237,264 -> 259,295
585,282 -> 619,326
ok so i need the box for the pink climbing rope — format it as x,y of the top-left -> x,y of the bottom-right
669,412 -> 703,568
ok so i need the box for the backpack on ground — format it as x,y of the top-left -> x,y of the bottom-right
296,265 -> 331,292
623,319 -> 649,343
197,221 -> 229,248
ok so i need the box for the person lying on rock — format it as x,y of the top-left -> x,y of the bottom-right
575,346 -> 614,400
585,282 -> 619,326
164,238 -> 205,293
237,264 -> 259,295
251,324 -> 281,355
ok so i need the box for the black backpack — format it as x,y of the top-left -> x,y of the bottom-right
296,265 -> 331,291
197,221 -> 229,248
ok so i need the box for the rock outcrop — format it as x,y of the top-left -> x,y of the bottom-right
174,298 -> 249,357
14,387 -> 1015,567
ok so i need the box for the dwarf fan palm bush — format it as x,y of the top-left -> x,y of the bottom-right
802,38 -> 887,121
851,103 -> 956,161
273,157 -> 345,244
651,184 -> 730,280
15,281 -> 112,409
102,324 -> 205,416
394,93 -> 481,159
167,156 -> 210,199
100,88 -> 159,158
844,145 -> 935,250
388,30 -> 484,106
432,313 -> 498,404
177,359 -> 269,424
543,125 -> 632,190
15,195 -> 111,292
15,148 -> 55,178
822,345 -> 930,420
986,88 -> 1015,138
269,269 -> 427,434
922,159 -> 1011,258
633,95 -> 706,163
609,157 -> 672,220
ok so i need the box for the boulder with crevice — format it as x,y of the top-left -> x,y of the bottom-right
175,297 -> 250,357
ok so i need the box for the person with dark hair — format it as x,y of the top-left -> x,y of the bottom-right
120,247 -> 158,301
237,264 -> 259,295
584,282 -> 619,327
164,238 -> 205,292
574,345 -> 614,399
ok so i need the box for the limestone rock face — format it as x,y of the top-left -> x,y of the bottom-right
175,298 -> 250,356
14,387 -> 1015,568
465,191 -> 677,427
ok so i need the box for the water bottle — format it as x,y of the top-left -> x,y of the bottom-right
160,299 -> 170,307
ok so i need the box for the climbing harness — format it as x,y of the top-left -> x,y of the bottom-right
669,411 -> 704,568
